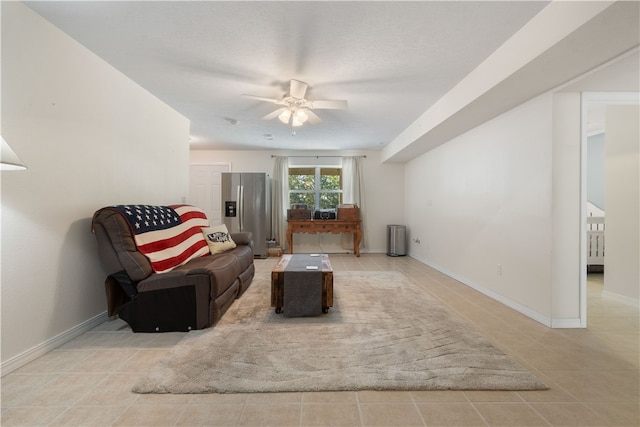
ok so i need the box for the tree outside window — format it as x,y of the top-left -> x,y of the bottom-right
289,167 -> 342,210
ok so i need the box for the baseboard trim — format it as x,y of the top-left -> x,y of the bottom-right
550,318 -> 584,328
602,290 -> 639,308
409,254 -> 555,328
1,312 -> 108,376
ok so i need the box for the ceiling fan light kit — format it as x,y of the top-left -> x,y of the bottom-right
245,79 -> 347,128
278,109 -> 292,124
292,109 -> 308,127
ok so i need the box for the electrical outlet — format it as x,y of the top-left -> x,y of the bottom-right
497,264 -> 502,276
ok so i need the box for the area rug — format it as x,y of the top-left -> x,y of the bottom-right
133,270 -> 547,394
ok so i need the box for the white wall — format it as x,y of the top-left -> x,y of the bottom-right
551,93 -> 582,326
404,52 -> 639,327
405,94 -> 554,322
1,3 -> 190,371
604,105 -> 640,301
190,150 -> 404,254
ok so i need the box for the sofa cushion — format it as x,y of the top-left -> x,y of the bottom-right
202,224 -> 236,254
227,244 -> 254,272
174,253 -> 242,298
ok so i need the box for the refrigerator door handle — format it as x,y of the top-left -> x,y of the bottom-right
238,185 -> 244,231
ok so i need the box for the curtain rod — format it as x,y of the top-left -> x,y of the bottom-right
270,155 -> 366,158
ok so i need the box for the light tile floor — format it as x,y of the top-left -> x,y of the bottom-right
1,254 -> 638,426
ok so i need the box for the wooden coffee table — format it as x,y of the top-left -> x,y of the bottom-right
271,254 -> 333,314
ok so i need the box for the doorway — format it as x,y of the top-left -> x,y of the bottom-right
188,164 -> 231,226
581,92 -> 640,325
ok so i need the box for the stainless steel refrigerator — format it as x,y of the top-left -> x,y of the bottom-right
221,173 -> 270,258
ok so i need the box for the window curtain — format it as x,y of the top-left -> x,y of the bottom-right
342,156 -> 366,249
271,156 -> 289,250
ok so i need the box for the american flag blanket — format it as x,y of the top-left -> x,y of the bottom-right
110,204 -> 210,273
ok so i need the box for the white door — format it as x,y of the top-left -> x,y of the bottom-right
188,164 -> 230,225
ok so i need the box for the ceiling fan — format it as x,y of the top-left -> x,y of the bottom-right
244,79 -> 348,127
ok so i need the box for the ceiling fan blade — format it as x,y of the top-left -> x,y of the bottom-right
243,94 -> 280,104
289,79 -> 308,99
262,107 -> 287,120
309,99 -> 348,109
305,109 -> 322,125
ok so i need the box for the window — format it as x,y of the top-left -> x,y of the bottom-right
289,167 -> 342,210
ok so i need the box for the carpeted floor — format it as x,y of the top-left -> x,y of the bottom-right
133,270 -> 547,394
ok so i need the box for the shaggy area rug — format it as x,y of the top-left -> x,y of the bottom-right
133,270 -> 547,394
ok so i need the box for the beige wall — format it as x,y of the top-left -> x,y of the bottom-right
405,94 -> 554,323
1,3 -> 190,371
404,52 -> 639,327
604,105 -> 640,301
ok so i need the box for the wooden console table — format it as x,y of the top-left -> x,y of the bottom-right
287,219 -> 362,257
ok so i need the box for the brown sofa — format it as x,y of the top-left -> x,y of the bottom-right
91,205 -> 255,332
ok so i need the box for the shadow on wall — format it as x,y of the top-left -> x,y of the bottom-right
49,216 -> 108,337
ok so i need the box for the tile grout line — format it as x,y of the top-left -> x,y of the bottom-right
409,392 -> 427,427
355,391 -> 365,427
235,398 -> 248,427
463,392 -> 490,427
299,392 -> 304,427
523,400 -> 554,427
171,401 -> 190,427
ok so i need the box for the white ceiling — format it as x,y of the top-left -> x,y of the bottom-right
23,1 -> 640,159
24,1 -> 551,152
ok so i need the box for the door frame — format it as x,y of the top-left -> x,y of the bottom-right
580,92 -> 640,326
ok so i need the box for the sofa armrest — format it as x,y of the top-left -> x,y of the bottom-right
136,270 -> 196,292
230,232 -> 253,247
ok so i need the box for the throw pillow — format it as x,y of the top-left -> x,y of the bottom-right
202,224 -> 237,254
